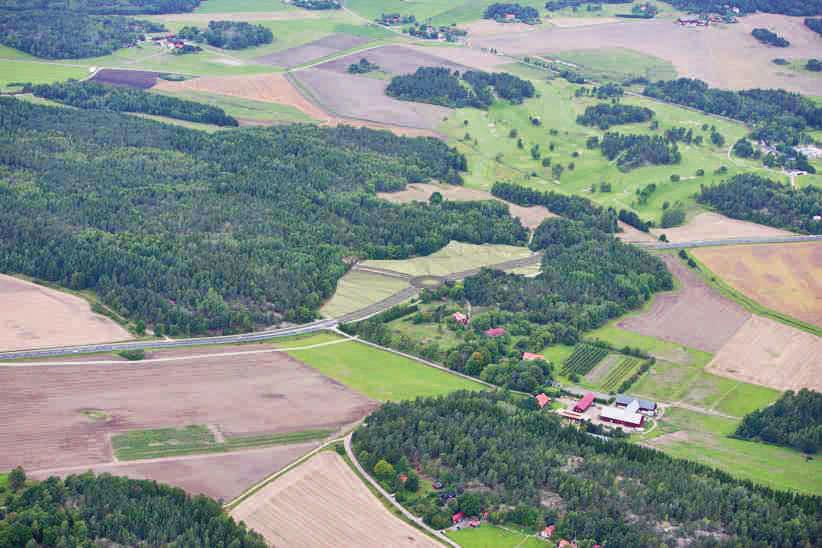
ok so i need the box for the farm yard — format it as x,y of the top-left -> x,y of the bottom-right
692,242 -> 822,327
229,450 -> 439,547
0,274 -> 132,352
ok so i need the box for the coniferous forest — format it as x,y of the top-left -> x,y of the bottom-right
0,98 -> 528,335
734,389 -> 822,453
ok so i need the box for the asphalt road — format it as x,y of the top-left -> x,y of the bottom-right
640,234 -> 822,250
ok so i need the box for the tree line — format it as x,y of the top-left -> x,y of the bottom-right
598,132 -> 682,170
31,80 -> 239,126
576,103 -> 654,129
483,3 -> 540,23
734,389 -> 821,454
752,27 -> 790,47
661,0 -> 820,16
0,0 -> 201,15
386,67 -> 534,109
177,20 -> 273,50
0,97 -> 528,335
806,17 -> 822,34
696,173 -> 822,234
0,470 -> 266,547
353,391 -> 821,547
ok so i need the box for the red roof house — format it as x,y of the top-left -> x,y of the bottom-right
468,520 -> 480,527
535,393 -> 551,409
453,312 -> 469,326
539,525 -> 556,538
452,511 -> 465,525
484,327 -> 506,337
522,352 -> 544,360
573,392 -> 595,413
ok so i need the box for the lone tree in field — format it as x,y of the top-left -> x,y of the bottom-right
9,466 -> 26,491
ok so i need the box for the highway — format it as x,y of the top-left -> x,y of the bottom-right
640,234 -> 822,250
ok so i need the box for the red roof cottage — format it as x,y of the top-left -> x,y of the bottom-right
484,327 -> 506,337
522,352 -> 544,361
535,393 -> 551,409
452,511 -> 465,525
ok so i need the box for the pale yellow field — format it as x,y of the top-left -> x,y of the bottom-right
320,270 -> 409,318
361,241 -> 533,277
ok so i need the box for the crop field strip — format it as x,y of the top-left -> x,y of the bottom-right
601,357 -> 642,392
561,343 -> 609,376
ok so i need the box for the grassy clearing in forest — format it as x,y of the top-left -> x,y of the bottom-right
361,241 -> 532,277
0,59 -> 88,91
321,270 -> 410,318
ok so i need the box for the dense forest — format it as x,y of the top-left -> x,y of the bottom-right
483,3 -> 540,23
0,471 -> 265,547
598,132 -> 682,170
0,0 -> 201,15
697,174 -> 822,234
576,103 -> 654,129
751,27 -> 790,47
292,0 -> 340,9
386,67 -> 534,109
734,389 -> 822,453
0,9 -> 162,58
546,0 -> 630,10
354,391 -> 821,546
0,98 -> 529,334
661,0 -> 821,16
807,17 -> 822,35
177,20 -> 273,49
31,80 -> 238,126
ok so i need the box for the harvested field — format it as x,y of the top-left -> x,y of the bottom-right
291,68 -> 452,130
471,14 -> 822,94
706,316 -> 822,391
616,221 -> 658,243
29,442 -> 317,501
361,241 -> 533,277
315,44 -> 467,75
153,11 -> 321,22
378,182 -> 555,229
255,33 -> 371,69
650,212 -> 792,242
693,242 -> 822,327
617,255 -> 750,352
0,274 -> 132,352
230,451 -> 438,547
320,270 -> 409,319
460,20 -> 537,36
90,69 -> 161,89
0,350 -> 377,471
547,17 -> 620,27
404,44 -> 510,71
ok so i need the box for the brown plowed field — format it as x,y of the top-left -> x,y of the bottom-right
315,44 -> 468,75
617,255 -> 750,352
693,242 -> 822,327
650,212 -> 792,242
0,274 -> 132,352
706,316 -> 822,391
378,182 -> 555,229
0,352 -> 377,471
90,69 -> 160,89
255,34 -> 370,69
230,451 -> 438,547
29,442 -> 318,501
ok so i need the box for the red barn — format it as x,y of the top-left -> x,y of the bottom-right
573,392 -> 595,413
452,511 -> 465,525
484,327 -> 506,337
522,352 -> 544,361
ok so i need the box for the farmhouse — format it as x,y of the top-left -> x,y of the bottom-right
600,400 -> 644,428
540,525 -> 556,538
615,395 -> 657,414
535,393 -> 551,409
522,352 -> 544,361
453,312 -> 469,326
484,327 -> 506,337
452,511 -> 465,525
573,392 -> 595,413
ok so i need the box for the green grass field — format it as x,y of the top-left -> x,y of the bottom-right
361,241 -> 532,277
190,0 -> 293,13
321,270 -> 410,318
387,312 -> 464,349
345,0 -> 539,25
0,59 -> 89,91
285,333 -> 486,401
641,407 -> 822,495
547,48 -> 677,82
441,75 -> 772,224
446,525 -> 544,548
112,424 -> 332,460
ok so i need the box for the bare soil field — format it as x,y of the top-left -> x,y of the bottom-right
90,69 -> 161,89
618,255 -> 750,352
404,44 -> 510,71
378,182 -> 555,229
30,442 -> 318,501
231,451 -> 438,547
616,221 -> 658,243
546,17 -> 620,27
460,20 -> 537,36
650,212 -> 792,242
315,43 -> 468,75
471,14 -> 822,94
706,315 -> 822,391
255,34 -> 370,69
0,351 -> 376,471
0,274 -> 132,352
292,68 -> 452,130
693,242 -> 822,327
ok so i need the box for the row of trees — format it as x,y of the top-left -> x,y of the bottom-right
31,80 -> 239,126
734,389 -> 822,453
0,0 -> 201,15
0,98 -> 528,334
386,67 -> 534,109
177,20 -> 273,50
696,173 -> 822,234
752,27 -> 790,46
0,10 -> 163,58
0,471 -> 266,547
353,391 -> 822,546
662,0 -> 820,16
483,3 -> 540,23
576,103 -> 654,129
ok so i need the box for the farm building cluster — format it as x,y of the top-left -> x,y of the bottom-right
549,392 -> 657,430
150,34 -> 202,55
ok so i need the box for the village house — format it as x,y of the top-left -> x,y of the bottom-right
535,393 -> 551,409
522,351 -> 544,361
484,327 -> 506,337
540,525 -> 556,538
452,312 -> 469,326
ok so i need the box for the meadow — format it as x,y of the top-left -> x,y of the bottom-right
446,525 -> 545,548
360,241 -> 532,277
546,47 -> 677,82
153,88 -> 314,122
320,270 -> 410,318
282,332 -> 486,401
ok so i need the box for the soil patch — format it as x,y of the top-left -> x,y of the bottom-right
0,351 -> 377,471
0,274 -> 132,352
546,17 -> 621,27
90,69 -> 161,89
315,43 -> 468,75
693,242 -> 822,327
291,68 -> 452,130
617,255 -> 750,352
585,353 -> 620,384
378,182 -> 555,229
30,443 -> 317,501
706,315 -> 822,391
460,20 -> 537,36
616,221 -> 657,243
651,212 -> 792,242
230,451 -> 438,547
255,33 -> 370,69
153,11 -> 322,22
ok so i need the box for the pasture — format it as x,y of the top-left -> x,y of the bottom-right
360,241 -> 533,277
692,242 -> 822,327
320,270 -> 410,318
0,274 -> 132,352
229,451 -> 439,547
283,333 -> 486,401
546,47 -> 677,82
0,59 -> 88,92
447,524 -> 545,548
